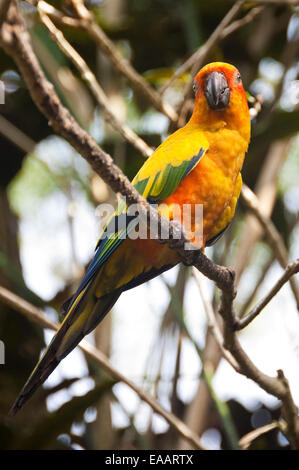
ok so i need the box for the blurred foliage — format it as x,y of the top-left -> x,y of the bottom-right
0,0 -> 298,450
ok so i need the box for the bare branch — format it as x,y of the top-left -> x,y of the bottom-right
247,0 -> 299,4
220,6 -> 265,39
183,138 -> 298,447
239,421 -> 280,449
67,0 -> 178,123
0,113 -> 36,153
236,259 -> 299,330
277,369 -> 299,449
239,254 -> 274,318
37,5 -> 153,158
0,0 -> 10,24
24,0 -> 178,122
192,268 -> 240,372
0,283 -> 205,450
30,0 -> 83,28
0,2 -> 144,204
241,184 -> 299,309
160,1 -> 245,95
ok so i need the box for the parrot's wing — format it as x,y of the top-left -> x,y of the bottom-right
63,127 -> 209,314
132,126 -> 209,202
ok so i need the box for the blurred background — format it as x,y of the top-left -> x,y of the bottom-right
0,0 -> 298,450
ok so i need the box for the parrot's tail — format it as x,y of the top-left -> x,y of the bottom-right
9,287 -> 121,416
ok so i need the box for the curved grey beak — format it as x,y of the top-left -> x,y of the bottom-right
204,71 -> 230,110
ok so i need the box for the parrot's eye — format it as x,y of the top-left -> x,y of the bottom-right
193,81 -> 199,94
236,73 -> 242,84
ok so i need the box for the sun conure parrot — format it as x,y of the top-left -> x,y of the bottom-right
10,62 -> 251,415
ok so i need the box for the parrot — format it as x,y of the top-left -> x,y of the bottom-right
10,62 -> 251,415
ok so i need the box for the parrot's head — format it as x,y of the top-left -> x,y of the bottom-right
191,62 -> 250,137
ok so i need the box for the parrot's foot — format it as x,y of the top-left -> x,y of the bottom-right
156,219 -> 187,250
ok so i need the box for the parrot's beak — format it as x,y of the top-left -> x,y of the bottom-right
204,71 -> 230,110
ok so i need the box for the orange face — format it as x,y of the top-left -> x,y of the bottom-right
190,62 -> 249,134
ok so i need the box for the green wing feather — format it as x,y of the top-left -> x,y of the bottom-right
132,125 -> 209,201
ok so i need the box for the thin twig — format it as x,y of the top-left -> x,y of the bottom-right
241,184 -> 299,309
192,268 -> 240,371
25,0 -> 83,27
0,114 -> 87,197
220,6 -> 265,39
0,283 -> 205,450
0,113 -> 36,153
161,1 -> 245,96
25,0 -> 178,122
0,0 -> 10,24
239,254 -> 274,318
37,5 -> 153,158
236,259 -> 299,330
277,369 -> 299,449
68,0 -> 178,123
238,421 -> 280,449
246,0 -> 299,4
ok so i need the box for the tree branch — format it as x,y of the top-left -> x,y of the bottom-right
238,254 -> 274,318
219,6 -> 265,39
236,259 -> 299,330
192,268 -> 240,371
67,0 -> 178,123
0,113 -> 36,153
28,0 -> 83,28
37,5 -> 153,158
0,283 -> 205,450
238,421 -> 280,449
160,1 -> 245,96
0,0 -> 10,24
241,184 -> 299,309
247,0 -> 299,4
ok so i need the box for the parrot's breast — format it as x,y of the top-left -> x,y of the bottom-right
162,127 -> 249,246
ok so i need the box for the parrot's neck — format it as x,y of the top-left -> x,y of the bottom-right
190,95 -> 251,143
188,109 -> 250,180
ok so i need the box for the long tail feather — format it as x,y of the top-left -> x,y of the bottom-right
9,287 -> 120,416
